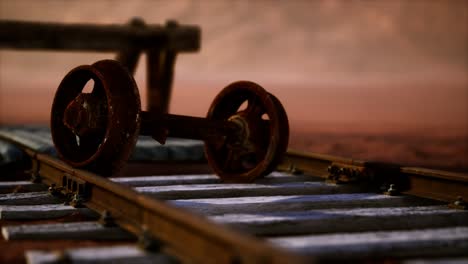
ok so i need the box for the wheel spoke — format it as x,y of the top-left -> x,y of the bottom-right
223,148 -> 237,171
260,119 -> 271,133
245,97 -> 265,118
250,138 -> 268,165
240,151 -> 259,170
91,81 -> 106,100
90,80 -> 98,95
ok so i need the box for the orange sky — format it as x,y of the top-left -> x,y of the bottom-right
0,1 -> 467,133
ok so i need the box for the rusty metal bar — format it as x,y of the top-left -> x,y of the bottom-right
146,47 -> 176,114
145,20 -> 179,114
0,134 -> 308,264
400,167 -> 468,202
280,149 -> 468,203
0,19 -> 200,52
140,112 -> 238,141
115,18 -> 146,74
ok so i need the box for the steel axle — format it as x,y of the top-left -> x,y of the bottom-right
51,60 -> 289,182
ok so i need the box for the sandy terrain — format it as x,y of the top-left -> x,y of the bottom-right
1,119 -> 466,173
1,81 -> 467,173
290,122 -> 468,172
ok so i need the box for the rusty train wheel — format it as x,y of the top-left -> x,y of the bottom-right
205,81 -> 289,182
50,60 -> 141,176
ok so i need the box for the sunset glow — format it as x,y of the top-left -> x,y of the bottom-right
0,0 -> 467,170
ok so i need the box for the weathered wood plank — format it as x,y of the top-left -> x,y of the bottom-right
0,139 -> 26,165
0,181 -> 46,194
131,136 -> 204,161
172,193 -> 440,215
0,192 -> 61,205
0,204 -> 96,220
212,206 -> 468,236
0,181 -> 47,194
138,181 -> 368,200
26,245 -> 177,264
270,226 -> 468,260
114,174 -> 219,187
112,172 -> 316,187
0,128 -> 206,161
0,129 -> 55,155
2,221 -> 134,240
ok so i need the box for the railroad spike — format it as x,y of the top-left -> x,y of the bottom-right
70,193 -> 85,208
384,184 -> 399,196
138,228 -> 163,252
448,196 -> 467,210
48,183 -> 64,196
51,59 -> 289,182
99,210 -> 115,227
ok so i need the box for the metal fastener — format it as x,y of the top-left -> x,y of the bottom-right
449,196 -> 467,210
48,183 -> 64,196
138,228 -> 162,251
70,193 -> 85,208
99,210 -> 115,227
384,184 -> 399,196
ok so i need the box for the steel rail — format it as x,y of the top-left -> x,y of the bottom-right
280,149 -> 468,204
0,135 -> 308,264
0,20 -> 200,52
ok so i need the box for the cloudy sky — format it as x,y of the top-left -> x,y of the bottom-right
0,0 -> 466,130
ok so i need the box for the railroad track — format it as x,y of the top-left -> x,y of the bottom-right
1,127 -> 468,264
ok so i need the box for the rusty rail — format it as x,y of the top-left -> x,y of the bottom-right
279,150 -> 468,204
0,133 -> 308,264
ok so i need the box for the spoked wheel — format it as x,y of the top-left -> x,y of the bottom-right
50,60 -> 141,176
205,81 -> 289,182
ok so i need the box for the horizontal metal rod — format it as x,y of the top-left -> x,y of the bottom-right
0,20 -> 200,52
140,112 -> 239,141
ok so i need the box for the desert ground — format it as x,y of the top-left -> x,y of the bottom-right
1,82 -> 466,173
289,122 -> 468,172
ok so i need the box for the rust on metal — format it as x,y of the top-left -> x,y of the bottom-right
63,92 -> 106,137
400,167 -> 468,202
2,19 -> 272,180
280,149 -> 468,203
51,61 -> 290,181
146,20 -> 179,115
51,60 -> 141,176
140,112 -> 239,143
205,81 -> 290,182
326,162 -> 368,184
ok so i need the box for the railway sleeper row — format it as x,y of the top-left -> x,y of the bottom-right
1,129 -> 468,263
